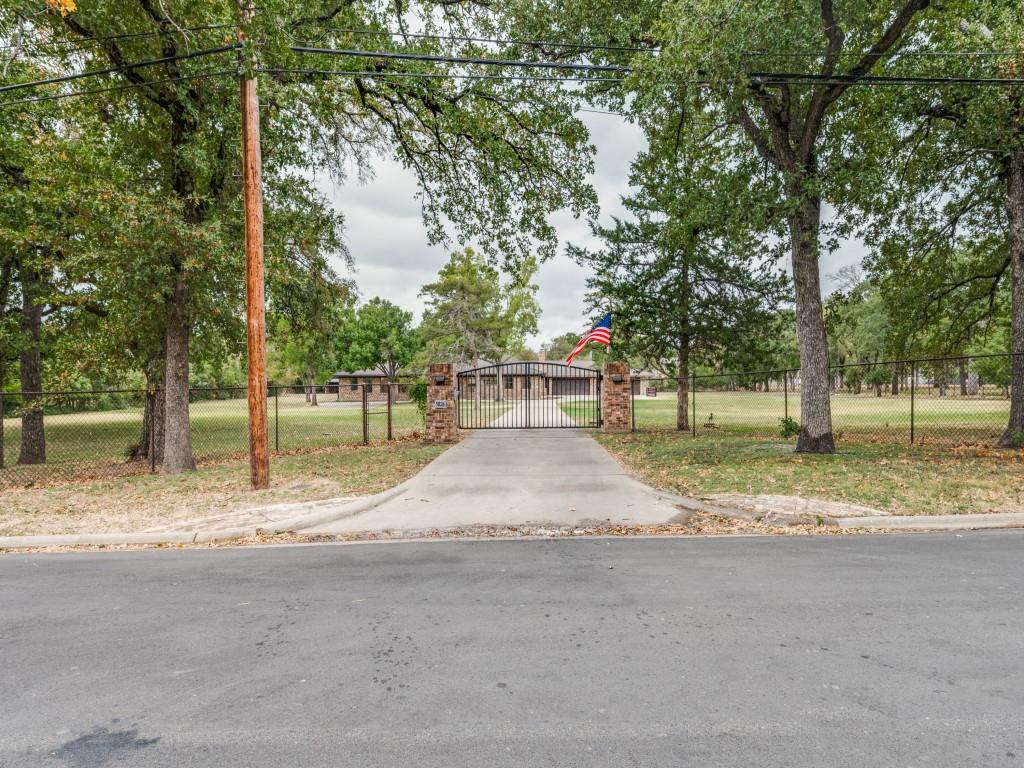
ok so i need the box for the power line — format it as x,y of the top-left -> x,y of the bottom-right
289,47 -> 1024,86
0,68 -> 237,107
264,67 -> 625,84
294,26 -> 659,54
0,23 -> 235,51
0,44 -> 239,95
743,49 -> 1024,59
289,46 -> 631,74
750,71 -> 1024,87
3,42 -> 1024,109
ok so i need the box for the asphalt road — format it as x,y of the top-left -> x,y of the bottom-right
2,533 -> 1023,767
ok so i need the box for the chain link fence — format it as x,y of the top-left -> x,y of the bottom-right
0,378 -> 424,488
632,353 -> 1020,446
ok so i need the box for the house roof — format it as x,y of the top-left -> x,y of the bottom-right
455,359 -> 599,375
332,361 -> 650,379
331,369 -> 389,379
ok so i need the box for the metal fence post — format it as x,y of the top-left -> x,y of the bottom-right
525,371 -> 530,430
148,390 -> 156,473
631,380 -> 636,432
784,370 -> 789,423
0,391 -> 5,471
691,375 -> 697,438
362,385 -> 369,445
387,381 -> 393,441
910,361 -> 916,445
274,385 -> 280,452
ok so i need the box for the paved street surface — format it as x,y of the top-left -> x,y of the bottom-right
304,429 -> 683,533
3,534 -> 1023,767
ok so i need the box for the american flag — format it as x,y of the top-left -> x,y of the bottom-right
566,313 -> 612,365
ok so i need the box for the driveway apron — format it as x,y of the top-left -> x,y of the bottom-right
303,426 -> 683,533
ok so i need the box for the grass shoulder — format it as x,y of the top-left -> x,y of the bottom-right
595,432 -> 1024,516
0,439 -> 448,537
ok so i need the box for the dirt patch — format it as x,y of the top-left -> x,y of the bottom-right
0,442 -> 447,537
705,493 -> 887,520
0,473 -> 347,536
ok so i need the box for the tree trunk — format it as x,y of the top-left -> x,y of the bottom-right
17,263 -> 45,465
788,195 -> 835,453
999,144 -> 1024,447
892,365 -> 900,396
959,358 -> 968,396
134,359 -> 165,465
307,366 -> 318,406
676,340 -> 689,432
161,273 -> 195,473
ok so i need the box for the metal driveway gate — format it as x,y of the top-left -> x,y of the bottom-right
457,362 -> 602,429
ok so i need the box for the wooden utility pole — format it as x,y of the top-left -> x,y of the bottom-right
239,3 -> 269,489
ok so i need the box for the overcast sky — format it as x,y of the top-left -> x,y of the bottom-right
316,110 -> 865,349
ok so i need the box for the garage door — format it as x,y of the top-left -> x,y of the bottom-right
551,377 -> 590,396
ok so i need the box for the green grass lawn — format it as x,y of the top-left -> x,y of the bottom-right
1,439 -> 448,536
572,390 -> 1011,445
456,398 -> 513,428
596,432 -> 1024,516
1,394 -> 424,487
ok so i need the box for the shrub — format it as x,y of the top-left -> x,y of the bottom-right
779,416 -> 800,439
407,378 -> 428,415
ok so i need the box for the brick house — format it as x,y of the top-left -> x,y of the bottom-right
457,359 -> 601,399
328,370 -> 409,402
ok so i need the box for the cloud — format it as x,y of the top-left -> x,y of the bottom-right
316,109 -> 868,347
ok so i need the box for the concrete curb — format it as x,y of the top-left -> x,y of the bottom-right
264,482 -> 414,534
5,488 -> 1023,549
667,494 -> 760,522
0,531 -> 203,548
836,512 -> 1024,531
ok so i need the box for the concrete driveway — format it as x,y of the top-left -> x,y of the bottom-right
483,396 -> 593,428
304,428 -> 683,534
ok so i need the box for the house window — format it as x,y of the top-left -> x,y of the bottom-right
364,377 -> 374,393
504,376 -> 513,390
349,377 -> 358,391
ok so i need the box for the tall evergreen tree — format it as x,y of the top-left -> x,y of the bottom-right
571,106 -> 788,430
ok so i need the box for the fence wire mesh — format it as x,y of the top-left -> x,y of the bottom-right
632,353 -> 1018,446
0,379 -> 424,488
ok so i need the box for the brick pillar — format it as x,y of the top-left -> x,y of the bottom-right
425,363 -> 458,444
601,361 -> 632,433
